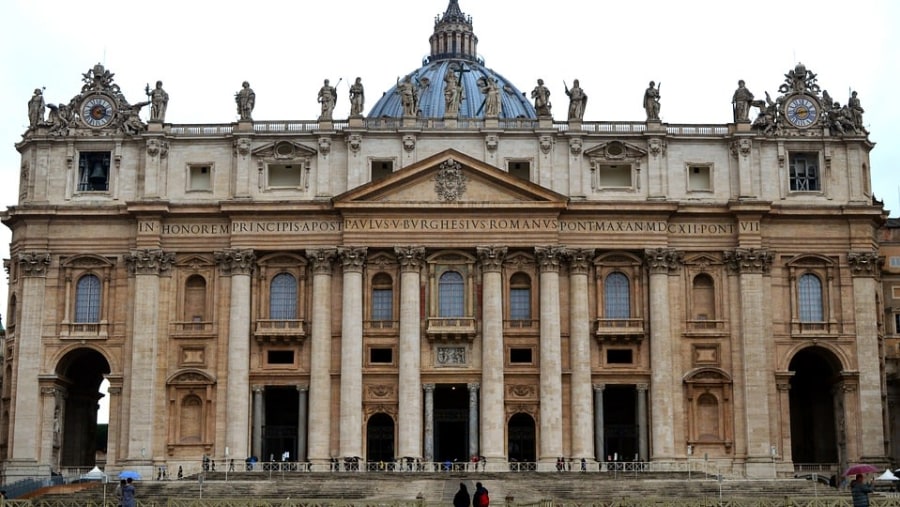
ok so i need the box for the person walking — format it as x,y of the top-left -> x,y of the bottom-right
121,478 -> 136,507
453,482 -> 470,507
851,474 -> 874,507
473,482 -> 490,507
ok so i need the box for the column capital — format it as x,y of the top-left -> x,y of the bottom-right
422,383 -> 435,393
847,251 -> 882,278
252,385 -> 265,394
535,246 -> 566,273
395,246 -> 426,271
592,383 -> 605,392
306,248 -> 337,275
723,248 -> 773,275
636,383 -> 649,392
215,249 -> 256,276
644,248 -> 683,274
566,248 -> 595,274
338,246 -> 367,272
296,384 -> 309,392
477,246 -> 507,272
126,249 -> 176,276
467,382 -> 481,391
17,251 -> 51,277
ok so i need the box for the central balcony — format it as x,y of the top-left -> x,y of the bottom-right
426,317 -> 477,342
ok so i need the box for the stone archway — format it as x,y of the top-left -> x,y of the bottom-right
507,412 -> 536,464
788,347 -> 842,465
365,413 -> 395,464
55,347 -> 111,467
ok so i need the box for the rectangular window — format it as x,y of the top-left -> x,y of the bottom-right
789,152 -> 820,191
510,348 -> 533,364
509,288 -> 531,320
370,347 -> 393,364
606,349 -> 633,364
508,160 -> 530,180
267,350 -> 295,365
688,165 -> 712,191
268,164 -> 302,187
371,160 -> 393,182
189,165 -> 212,191
895,313 -> 900,334
892,286 -> 900,299
890,258 -> 900,269
598,164 -> 632,188
372,288 -> 393,321
78,151 -> 111,192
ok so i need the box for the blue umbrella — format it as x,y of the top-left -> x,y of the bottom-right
118,470 -> 141,480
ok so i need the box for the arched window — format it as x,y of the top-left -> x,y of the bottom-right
798,273 -> 823,322
692,274 -> 716,320
75,274 -> 101,323
183,275 -> 207,322
270,273 -> 297,320
509,272 -> 532,321
439,271 -> 464,317
371,273 -> 393,321
604,272 -> 630,319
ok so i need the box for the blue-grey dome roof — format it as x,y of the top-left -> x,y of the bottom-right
368,59 -> 536,119
367,1 -> 536,120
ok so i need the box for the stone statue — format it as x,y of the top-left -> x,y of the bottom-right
349,77 -> 365,117
732,80 -> 754,122
751,91 -> 778,136
531,78 -> 551,116
397,76 -> 418,117
235,81 -> 255,121
443,72 -> 462,116
46,101 -> 75,136
478,77 -> 501,118
318,79 -> 337,121
148,81 -> 168,122
848,91 -> 865,131
644,81 -> 660,121
28,88 -> 45,128
565,79 -> 587,121
120,101 -> 149,135
821,90 -> 833,113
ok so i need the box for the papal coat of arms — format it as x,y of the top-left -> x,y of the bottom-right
433,159 -> 467,201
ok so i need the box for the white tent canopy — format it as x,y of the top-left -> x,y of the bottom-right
80,466 -> 107,481
876,469 -> 898,481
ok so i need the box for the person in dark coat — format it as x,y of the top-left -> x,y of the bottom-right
453,482 -> 471,507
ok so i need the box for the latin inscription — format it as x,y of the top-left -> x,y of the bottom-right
145,218 -> 754,236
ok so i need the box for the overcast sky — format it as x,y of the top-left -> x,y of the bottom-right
2,0 -> 899,421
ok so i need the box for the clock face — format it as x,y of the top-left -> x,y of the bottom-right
785,95 -> 819,128
81,95 -> 115,128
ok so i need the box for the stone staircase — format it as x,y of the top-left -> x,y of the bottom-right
37,471 -> 830,504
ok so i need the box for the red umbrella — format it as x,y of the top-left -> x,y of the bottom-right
845,464 -> 880,476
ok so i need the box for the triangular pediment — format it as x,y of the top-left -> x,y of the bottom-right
583,140 -> 648,160
334,149 -> 567,210
252,140 -> 317,160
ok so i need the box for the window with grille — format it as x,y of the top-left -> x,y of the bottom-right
604,272 -> 630,319
75,274 -> 101,323
789,152 -> 820,191
509,273 -> 531,321
439,271 -> 464,317
269,273 -> 297,319
798,273 -> 824,322
371,273 -> 393,321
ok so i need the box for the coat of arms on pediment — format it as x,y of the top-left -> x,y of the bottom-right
583,140 -> 648,161
251,140 -> 317,160
433,159 -> 467,201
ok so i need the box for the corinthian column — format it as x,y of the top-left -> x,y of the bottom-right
567,248 -> 594,460
306,248 -> 336,463
644,248 -> 682,460
338,247 -> 366,458
396,246 -> 425,459
125,249 -> 175,461
723,247 -> 775,476
11,252 -> 50,465
536,246 -> 565,462
215,249 -> 255,460
847,251 -> 887,460
477,246 -> 506,462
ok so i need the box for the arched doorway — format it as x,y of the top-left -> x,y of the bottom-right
55,347 -> 110,467
788,347 -> 841,464
366,413 -> 395,464
507,413 -> 536,463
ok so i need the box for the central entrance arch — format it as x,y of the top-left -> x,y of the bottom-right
366,413 -> 395,465
507,413 -> 536,463
433,384 -> 468,464
788,347 -> 842,465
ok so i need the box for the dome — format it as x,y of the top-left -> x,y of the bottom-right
367,1 -> 537,120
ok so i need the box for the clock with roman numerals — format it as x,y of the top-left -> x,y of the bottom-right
784,94 -> 819,128
80,94 -> 116,128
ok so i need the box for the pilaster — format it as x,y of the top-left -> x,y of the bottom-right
476,246 -> 507,462
338,247 -> 366,458
535,246 -> 564,461
567,248 -> 594,460
396,246 -> 425,459
306,248 -> 337,463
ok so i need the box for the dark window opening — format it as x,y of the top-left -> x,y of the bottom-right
267,350 -> 295,364
509,161 -> 530,180
372,160 -> 393,181
789,152 -> 820,191
606,349 -> 633,364
370,348 -> 393,364
510,348 -> 533,363
78,151 -> 111,191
